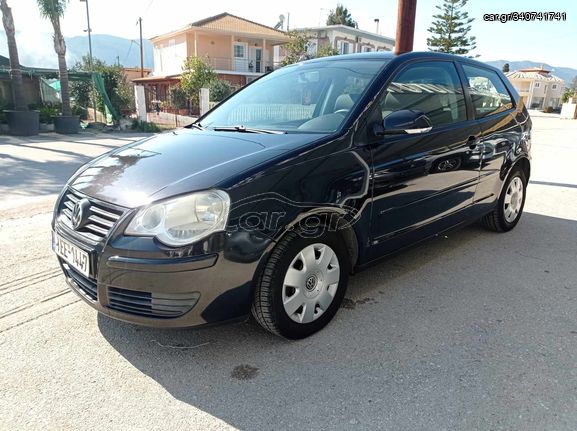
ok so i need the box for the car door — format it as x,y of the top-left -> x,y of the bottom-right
367,60 -> 483,257
459,64 -> 524,208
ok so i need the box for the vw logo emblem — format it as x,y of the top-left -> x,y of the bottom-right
71,198 -> 90,230
305,275 -> 318,291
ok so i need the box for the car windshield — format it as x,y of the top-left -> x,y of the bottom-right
201,59 -> 388,134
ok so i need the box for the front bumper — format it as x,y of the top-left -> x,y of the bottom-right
52,192 -> 272,328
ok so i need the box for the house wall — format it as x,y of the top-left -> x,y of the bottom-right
191,33 -> 232,59
153,33 -> 187,75
508,76 -> 565,109
327,29 -> 393,52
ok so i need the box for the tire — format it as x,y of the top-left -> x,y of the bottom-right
481,166 -> 527,232
251,229 -> 350,339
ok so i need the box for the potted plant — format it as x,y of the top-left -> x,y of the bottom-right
37,0 -> 79,134
1,0 -> 39,135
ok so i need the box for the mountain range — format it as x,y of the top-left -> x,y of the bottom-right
0,33 -> 153,69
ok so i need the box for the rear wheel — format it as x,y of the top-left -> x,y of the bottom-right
251,230 -> 349,339
481,167 -> 527,232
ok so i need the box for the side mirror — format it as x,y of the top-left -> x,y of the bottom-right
373,109 -> 433,136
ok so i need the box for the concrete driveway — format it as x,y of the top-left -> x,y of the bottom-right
1,119 -> 576,430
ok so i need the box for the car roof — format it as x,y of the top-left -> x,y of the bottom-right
301,51 -> 500,73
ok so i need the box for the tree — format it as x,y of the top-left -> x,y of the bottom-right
326,4 -> 357,28
571,75 -> 577,91
37,0 -> 72,116
209,79 -> 233,103
502,63 -> 510,73
282,32 -> 339,66
562,89 -> 575,103
317,44 -> 339,58
180,56 -> 216,105
71,56 -> 134,117
0,0 -> 26,110
282,31 -> 311,66
427,0 -> 477,56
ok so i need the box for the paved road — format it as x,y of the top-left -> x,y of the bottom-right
1,120 -> 576,430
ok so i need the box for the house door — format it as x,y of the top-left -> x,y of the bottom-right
233,42 -> 248,72
249,47 -> 263,73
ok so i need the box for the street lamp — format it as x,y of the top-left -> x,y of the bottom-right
80,0 -> 97,122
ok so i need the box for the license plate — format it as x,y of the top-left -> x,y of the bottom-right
53,233 -> 90,278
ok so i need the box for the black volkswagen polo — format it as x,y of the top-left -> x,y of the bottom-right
52,52 -> 531,339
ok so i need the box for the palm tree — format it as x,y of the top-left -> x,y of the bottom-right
37,0 -> 71,116
0,0 -> 26,110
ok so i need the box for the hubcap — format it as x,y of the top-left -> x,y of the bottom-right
282,243 -> 340,324
504,176 -> 524,223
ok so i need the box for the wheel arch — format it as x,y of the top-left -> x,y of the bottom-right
513,157 -> 531,181
253,209 -> 361,286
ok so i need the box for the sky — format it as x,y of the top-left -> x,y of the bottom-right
2,0 -> 577,68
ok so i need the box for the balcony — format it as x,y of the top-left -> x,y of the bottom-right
203,57 -> 281,75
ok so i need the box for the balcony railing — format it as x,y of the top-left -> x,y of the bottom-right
203,56 -> 281,74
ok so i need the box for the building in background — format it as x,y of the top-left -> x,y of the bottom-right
134,12 -> 290,110
123,67 -> 152,85
296,25 -> 394,56
506,67 -> 565,110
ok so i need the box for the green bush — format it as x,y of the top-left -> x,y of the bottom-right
71,105 -> 88,120
209,79 -> 233,102
543,106 -> 554,113
131,119 -> 161,133
168,86 -> 189,109
38,103 -> 61,124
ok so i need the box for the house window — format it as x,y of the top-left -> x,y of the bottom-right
552,84 -> 558,90
234,44 -> 245,58
534,82 -> 540,88
307,41 -> 318,56
361,46 -> 373,52
338,41 -> 350,55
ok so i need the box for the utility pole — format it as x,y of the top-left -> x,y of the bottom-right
80,0 -> 98,121
394,0 -> 417,55
138,17 -> 144,77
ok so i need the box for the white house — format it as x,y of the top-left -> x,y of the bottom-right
505,67 -> 565,110
295,25 -> 395,56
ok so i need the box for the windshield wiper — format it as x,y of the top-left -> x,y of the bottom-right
212,125 -> 285,134
187,122 -> 205,130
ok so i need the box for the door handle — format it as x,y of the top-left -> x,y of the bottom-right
467,136 -> 479,149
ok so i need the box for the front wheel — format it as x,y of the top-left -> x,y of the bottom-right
481,167 -> 527,232
251,230 -> 350,339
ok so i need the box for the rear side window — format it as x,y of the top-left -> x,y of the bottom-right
380,61 -> 467,128
462,65 -> 513,118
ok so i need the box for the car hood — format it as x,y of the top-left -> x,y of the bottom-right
68,129 -> 323,208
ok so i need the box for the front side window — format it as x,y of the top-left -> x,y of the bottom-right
462,65 -> 513,118
379,61 -> 467,128
201,59 -> 387,133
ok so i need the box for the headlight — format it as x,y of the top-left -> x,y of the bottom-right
125,190 -> 230,246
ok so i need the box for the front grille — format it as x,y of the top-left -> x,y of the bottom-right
62,262 -> 98,301
59,189 -> 125,243
107,287 -> 200,319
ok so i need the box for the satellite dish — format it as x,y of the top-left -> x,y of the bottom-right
275,14 -> 285,30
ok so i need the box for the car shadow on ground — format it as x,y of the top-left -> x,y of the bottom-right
98,213 -> 577,430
